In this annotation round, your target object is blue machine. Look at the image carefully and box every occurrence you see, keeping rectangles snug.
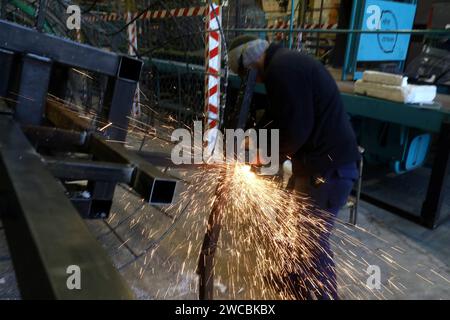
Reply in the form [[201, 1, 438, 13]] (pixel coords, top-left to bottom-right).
[[343, 0, 417, 80]]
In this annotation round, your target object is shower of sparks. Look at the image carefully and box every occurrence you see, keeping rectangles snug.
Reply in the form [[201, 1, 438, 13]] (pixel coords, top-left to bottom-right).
[[166, 162, 338, 300], [156, 159, 450, 300]]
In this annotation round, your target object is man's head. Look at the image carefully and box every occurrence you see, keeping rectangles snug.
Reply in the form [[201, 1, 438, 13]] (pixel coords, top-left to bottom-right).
[[228, 35, 269, 78]]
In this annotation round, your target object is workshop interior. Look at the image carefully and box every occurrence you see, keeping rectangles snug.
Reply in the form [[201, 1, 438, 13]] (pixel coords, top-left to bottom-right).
[[0, 0, 449, 302]]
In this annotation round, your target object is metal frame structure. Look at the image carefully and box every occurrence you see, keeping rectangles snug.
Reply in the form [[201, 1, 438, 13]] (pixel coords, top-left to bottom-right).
[[0, 116, 133, 299], [0, 18, 178, 299]]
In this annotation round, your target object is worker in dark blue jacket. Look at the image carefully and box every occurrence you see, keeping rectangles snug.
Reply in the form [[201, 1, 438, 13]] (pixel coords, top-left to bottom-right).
[[229, 35, 361, 300]]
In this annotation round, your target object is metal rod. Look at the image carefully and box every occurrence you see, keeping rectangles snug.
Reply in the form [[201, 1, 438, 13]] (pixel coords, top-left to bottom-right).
[[35, 0, 47, 32], [288, 0, 296, 49], [1, 0, 7, 19], [352, 155, 364, 226], [235, 0, 241, 37], [221, 28, 450, 35], [342, 0, 359, 80]]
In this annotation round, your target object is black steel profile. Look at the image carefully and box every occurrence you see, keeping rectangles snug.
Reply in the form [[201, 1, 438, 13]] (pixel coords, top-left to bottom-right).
[[103, 77, 138, 142], [0, 115, 134, 299], [89, 135, 177, 205], [44, 158, 134, 183], [0, 48, 14, 97], [21, 125, 88, 151], [13, 53, 53, 125], [103, 56, 143, 142], [0, 20, 120, 76]]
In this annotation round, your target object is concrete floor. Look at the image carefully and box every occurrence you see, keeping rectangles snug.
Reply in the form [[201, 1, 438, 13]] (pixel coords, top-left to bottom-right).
[[1, 137, 449, 300]]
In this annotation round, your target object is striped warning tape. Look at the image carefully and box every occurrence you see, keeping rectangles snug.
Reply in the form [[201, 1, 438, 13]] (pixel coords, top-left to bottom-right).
[[85, 6, 207, 23], [127, 11, 141, 117], [263, 22, 338, 41], [266, 22, 338, 30], [127, 12, 138, 56], [204, 3, 221, 154]]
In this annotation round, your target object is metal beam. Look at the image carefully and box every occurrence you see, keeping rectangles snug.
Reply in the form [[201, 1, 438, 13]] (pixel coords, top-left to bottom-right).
[[0, 19, 120, 76], [45, 99, 92, 131], [103, 77, 137, 142], [0, 115, 133, 299], [103, 56, 143, 141], [0, 48, 14, 97], [35, 0, 47, 31], [89, 135, 177, 205], [13, 53, 52, 125], [21, 125, 87, 151], [44, 158, 134, 183]]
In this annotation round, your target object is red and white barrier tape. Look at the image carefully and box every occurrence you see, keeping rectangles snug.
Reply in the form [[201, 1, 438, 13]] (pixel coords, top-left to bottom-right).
[[266, 22, 338, 30], [86, 6, 206, 23], [264, 22, 338, 41], [204, 3, 221, 155], [127, 11, 141, 118]]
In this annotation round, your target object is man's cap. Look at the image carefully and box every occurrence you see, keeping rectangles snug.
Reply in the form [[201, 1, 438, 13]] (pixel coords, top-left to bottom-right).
[[228, 35, 269, 75]]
